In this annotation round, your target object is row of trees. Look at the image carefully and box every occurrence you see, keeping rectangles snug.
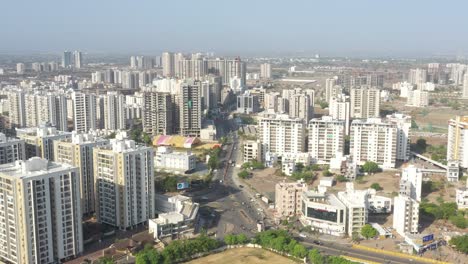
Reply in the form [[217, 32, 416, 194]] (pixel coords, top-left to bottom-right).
[[135, 235, 220, 264], [420, 201, 467, 229], [252, 230, 357, 263], [224, 234, 249, 245]]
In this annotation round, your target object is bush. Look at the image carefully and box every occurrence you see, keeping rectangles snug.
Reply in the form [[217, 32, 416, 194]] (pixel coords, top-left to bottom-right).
[[370, 183, 383, 191], [336, 175, 348, 182], [449, 235, 468, 254], [238, 170, 249, 179]]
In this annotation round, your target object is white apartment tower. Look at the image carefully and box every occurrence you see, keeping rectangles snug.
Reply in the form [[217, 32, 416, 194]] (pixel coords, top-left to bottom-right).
[[386, 113, 411, 161], [289, 93, 313, 123], [406, 89, 429, 107], [463, 73, 468, 99], [447, 116, 468, 168], [72, 92, 97, 133], [393, 195, 419, 236], [400, 165, 423, 202], [350, 87, 380, 118], [260, 63, 272, 79], [258, 114, 306, 156], [0, 158, 83, 264], [93, 132, 155, 229], [329, 94, 351, 135], [7, 90, 26, 128], [350, 118, 397, 168], [54, 132, 109, 215], [74, 50, 83, 68], [308, 116, 345, 164], [162, 52, 175, 77], [103, 92, 126, 130]]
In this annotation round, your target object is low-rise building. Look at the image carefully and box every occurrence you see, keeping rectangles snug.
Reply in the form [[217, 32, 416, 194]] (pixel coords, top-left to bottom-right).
[[446, 160, 460, 182], [155, 146, 196, 173], [337, 183, 367, 236], [150, 194, 199, 239], [275, 180, 308, 218], [300, 191, 347, 237], [243, 140, 262, 163]]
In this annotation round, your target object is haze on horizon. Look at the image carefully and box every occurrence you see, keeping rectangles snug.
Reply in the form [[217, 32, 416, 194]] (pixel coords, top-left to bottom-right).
[[1, 0, 468, 57]]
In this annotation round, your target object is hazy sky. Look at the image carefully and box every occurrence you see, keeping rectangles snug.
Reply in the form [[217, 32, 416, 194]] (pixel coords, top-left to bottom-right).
[[1, 0, 468, 57]]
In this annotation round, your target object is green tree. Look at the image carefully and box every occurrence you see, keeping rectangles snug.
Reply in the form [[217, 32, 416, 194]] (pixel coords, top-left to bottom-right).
[[142, 133, 152, 145], [351, 231, 360, 242], [411, 119, 419, 129], [360, 224, 377, 239], [308, 249, 325, 264], [208, 155, 219, 170], [449, 214, 467, 229], [311, 164, 321, 171], [362, 161, 379, 174], [370, 183, 383, 191], [237, 234, 248, 244], [238, 170, 249, 179], [323, 169, 333, 177], [224, 234, 237, 245], [449, 235, 468, 253], [319, 100, 329, 109], [95, 256, 115, 264], [292, 244, 307, 258], [162, 177, 178, 192]]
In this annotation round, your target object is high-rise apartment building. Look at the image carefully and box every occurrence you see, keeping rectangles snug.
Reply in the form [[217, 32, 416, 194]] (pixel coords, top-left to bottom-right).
[[463, 73, 468, 98], [16, 125, 72, 160], [406, 89, 429, 107], [74, 50, 83, 68], [23, 93, 68, 131], [400, 165, 423, 202], [16, 63, 25, 74], [350, 86, 380, 119], [0, 133, 25, 164], [386, 113, 411, 161], [142, 91, 173, 135], [0, 157, 83, 264], [289, 93, 313, 123], [308, 116, 345, 164], [408, 68, 427, 89], [54, 132, 109, 215], [260, 63, 272, 79], [326, 84, 343, 103], [7, 90, 26, 128], [72, 92, 97, 133], [258, 114, 306, 156], [237, 91, 259, 114], [329, 94, 351, 135], [350, 118, 397, 168], [179, 79, 202, 137], [93, 132, 155, 229], [447, 116, 468, 168], [103, 92, 125, 130], [62, 51, 73, 68], [393, 195, 419, 236]]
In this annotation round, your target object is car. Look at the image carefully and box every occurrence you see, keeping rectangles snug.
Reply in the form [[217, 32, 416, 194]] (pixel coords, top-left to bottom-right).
[[313, 240, 323, 245], [239, 185, 243, 188], [299, 233, 307, 238]]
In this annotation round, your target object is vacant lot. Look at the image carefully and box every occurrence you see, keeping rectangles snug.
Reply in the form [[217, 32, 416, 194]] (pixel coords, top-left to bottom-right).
[[244, 167, 291, 200], [186, 248, 298, 264]]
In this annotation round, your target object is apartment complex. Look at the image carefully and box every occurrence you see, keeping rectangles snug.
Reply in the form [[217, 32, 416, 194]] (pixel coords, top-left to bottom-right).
[[406, 89, 429, 107], [155, 146, 196, 173], [393, 195, 420, 236], [93, 132, 155, 229], [308, 116, 345, 164], [0, 158, 83, 264], [350, 118, 397, 168], [16, 125, 72, 160], [260, 63, 272, 79], [103, 92, 125, 130], [258, 114, 306, 156], [447, 116, 468, 168], [350, 86, 380, 118], [237, 91, 259, 114], [0, 133, 25, 164], [329, 94, 350, 135], [53, 132, 109, 215], [275, 180, 308, 217]]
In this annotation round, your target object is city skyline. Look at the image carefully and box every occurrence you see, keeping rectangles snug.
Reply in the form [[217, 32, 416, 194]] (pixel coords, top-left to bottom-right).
[[1, 0, 468, 57]]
